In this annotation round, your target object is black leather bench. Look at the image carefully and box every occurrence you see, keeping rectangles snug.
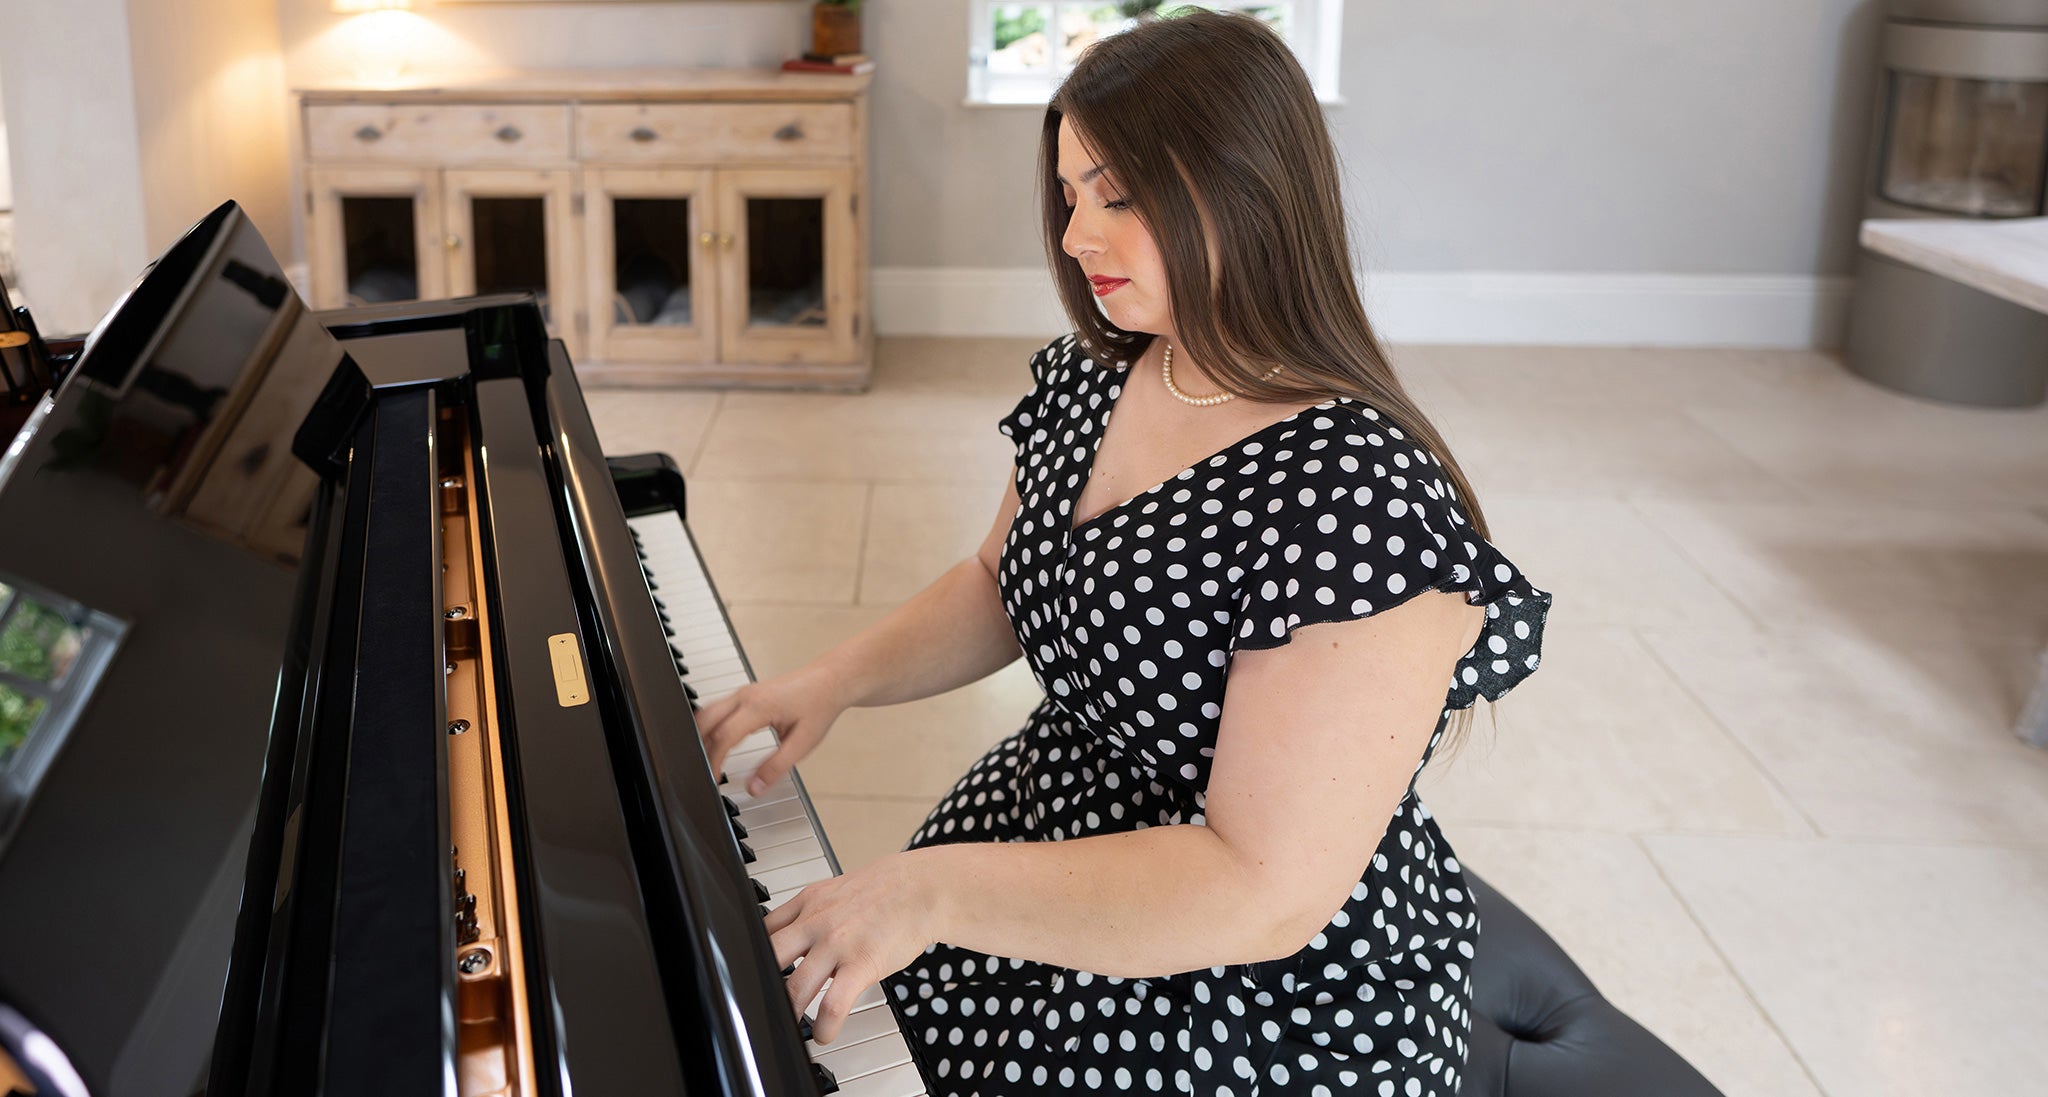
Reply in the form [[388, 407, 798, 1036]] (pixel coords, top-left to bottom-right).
[[1463, 869, 1726, 1096]]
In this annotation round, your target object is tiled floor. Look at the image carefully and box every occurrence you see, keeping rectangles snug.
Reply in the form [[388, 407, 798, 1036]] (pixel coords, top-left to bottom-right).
[[586, 336, 2048, 1097]]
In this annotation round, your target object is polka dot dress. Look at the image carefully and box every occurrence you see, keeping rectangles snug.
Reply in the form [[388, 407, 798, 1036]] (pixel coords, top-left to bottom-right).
[[884, 333, 1552, 1096]]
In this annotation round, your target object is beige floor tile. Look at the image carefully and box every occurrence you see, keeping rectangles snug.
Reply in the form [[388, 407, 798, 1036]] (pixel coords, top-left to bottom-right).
[[724, 603, 1043, 802], [1416, 624, 1811, 836], [811, 795, 941, 871], [685, 480, 869, 604], [1639, 624, 2048, 845], [727, 602, 896, 679], [860, 482, 1010, 604], [584, 389, 722, 474], [1632, 498, 2048, 643], [1475, 495, 1758, 633], [805, 677, 1039, 802], [1644, 834, 2048, 1097], [1439, 825, 1823, 1097], [1400, 344, 1856, 414], [1678, 373, 2048, 509], [1445, 402, 1806, 502], [692, 390, 1020, 483]]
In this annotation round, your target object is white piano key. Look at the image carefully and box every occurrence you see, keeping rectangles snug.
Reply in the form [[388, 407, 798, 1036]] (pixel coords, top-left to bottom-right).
[[812, 1033, 914, 1082], [748, 835, 825, 873], [735, 795, 807, 825], [753, 856, 831, 895], [632, 512, 927, 1092], [745, 816, 821, 850], [833, 1060, 927, 1097]]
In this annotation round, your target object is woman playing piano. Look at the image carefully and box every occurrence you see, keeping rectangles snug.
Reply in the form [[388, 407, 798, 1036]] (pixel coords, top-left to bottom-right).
[[694, 10, 1551, 1095]]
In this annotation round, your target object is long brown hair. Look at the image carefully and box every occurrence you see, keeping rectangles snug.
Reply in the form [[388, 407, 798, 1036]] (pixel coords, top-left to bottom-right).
[[1040, 9, 1499, 756]]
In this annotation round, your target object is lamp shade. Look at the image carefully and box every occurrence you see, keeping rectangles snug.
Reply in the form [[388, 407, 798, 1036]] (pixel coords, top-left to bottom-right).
[[332, 0, 411, 13]]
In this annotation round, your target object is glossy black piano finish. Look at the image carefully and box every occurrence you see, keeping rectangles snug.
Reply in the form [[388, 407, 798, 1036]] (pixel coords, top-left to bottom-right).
[[0, 202, 827, 1096]]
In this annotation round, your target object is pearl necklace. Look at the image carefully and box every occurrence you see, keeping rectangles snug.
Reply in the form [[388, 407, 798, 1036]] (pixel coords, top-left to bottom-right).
[[1161, 340, 1282, 407]]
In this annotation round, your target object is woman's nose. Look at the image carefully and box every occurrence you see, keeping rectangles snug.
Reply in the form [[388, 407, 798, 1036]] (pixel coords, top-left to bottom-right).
[[1063, 212, 1101, 260]]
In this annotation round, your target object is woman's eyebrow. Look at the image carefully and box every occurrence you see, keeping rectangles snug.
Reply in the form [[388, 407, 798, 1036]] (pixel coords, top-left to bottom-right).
[[1057, 165, 1110, 185]]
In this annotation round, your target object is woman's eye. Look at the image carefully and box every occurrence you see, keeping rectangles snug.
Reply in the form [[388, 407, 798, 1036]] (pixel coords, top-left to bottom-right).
[[1105, 199, 1130, 211]]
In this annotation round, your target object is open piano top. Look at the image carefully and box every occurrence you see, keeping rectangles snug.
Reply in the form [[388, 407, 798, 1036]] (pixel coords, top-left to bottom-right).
[[0, 202, 933, 1096]]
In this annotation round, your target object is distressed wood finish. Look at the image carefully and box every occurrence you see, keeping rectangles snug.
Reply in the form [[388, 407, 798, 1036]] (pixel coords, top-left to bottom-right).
[[294, 69, 872, 390]]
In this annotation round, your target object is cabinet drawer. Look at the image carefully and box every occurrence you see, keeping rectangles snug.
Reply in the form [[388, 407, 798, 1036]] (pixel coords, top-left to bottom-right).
[[306, 103, 573, 164], [578, 102, 854, 164]]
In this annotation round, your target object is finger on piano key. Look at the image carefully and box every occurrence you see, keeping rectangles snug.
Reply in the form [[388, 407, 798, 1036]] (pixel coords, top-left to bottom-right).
[[735, 726, 778, 753], [803, 999, 898, 1053], [720, 744, 775, 777], [829, 1060, 927, 1097]]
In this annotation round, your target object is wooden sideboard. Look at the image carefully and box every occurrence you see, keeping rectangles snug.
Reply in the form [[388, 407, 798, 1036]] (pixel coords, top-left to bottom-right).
[[292, 69, 874, 389]]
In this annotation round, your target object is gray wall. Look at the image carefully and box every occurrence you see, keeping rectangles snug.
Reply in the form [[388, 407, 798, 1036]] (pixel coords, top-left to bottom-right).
[[863, 1, 1887, 278], [8, 0, 1887, 335], [276, 0, 1887, 279]]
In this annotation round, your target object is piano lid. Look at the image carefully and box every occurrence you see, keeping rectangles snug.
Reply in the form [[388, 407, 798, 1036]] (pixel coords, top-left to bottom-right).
[[0, 201, 345, 1095]]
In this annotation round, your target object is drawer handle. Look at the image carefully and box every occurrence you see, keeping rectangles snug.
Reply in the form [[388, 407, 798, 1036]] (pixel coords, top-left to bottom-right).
[[495, 125, 523, 143], [630, 126, 658, 143], [354, 125, 383, 143], [773, 122, 804, 142], [699, 231, 717, 246]]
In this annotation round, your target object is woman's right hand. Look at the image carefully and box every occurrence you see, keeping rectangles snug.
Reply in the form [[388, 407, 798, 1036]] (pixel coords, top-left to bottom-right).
[[693, 663, 851, 797]]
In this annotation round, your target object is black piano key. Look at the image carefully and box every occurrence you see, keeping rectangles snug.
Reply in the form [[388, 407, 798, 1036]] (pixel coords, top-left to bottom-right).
[[663, 623, 675, 637], [781, 963, 795, 978], [730, 819, 748, 840], [647, 578, 659, 590], [812, 1062, 839, 1094], [752, 878, 771, 903], [718, 771, 728, 786], [797, 1014, 814, 1041], [682, 683, 698, 701], [723, 796, 740, 818], [738, 840, 756, 864], [652, 596, 667, 611], [668, 642, 684, 659]]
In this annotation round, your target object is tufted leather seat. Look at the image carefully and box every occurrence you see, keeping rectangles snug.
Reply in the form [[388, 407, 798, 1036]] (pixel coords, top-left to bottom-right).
[[1461, 869, 1726, 1097]]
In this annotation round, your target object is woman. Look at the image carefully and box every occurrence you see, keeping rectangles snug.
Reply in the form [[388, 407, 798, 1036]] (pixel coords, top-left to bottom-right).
[[693, 11, 1552, 1095]]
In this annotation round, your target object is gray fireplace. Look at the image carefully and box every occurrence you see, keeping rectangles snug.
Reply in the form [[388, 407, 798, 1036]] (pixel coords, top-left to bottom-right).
[[1845, 0, 2048, 406]]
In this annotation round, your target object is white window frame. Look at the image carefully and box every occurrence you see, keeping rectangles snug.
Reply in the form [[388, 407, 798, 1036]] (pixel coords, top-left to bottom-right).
[[966, 0, 1344, 108]]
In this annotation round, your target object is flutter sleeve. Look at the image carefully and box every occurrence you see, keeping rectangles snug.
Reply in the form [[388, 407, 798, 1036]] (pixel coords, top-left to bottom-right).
[[996, 334, 1071, 458], [1226, 408, 1552, 708]]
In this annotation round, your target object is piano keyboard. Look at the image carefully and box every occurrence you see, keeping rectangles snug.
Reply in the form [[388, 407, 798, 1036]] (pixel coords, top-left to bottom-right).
[[627, 512, 930, 1097]]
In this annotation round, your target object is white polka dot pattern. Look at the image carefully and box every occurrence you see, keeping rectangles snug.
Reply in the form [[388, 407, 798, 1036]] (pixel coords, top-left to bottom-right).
[[884, 334, 1554, 1096]]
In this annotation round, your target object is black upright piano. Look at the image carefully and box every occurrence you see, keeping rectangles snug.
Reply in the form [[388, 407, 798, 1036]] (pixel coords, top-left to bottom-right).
[[0, 202, 934, 1096]]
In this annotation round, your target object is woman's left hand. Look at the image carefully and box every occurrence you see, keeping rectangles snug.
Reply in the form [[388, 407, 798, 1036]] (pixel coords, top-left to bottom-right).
[[766, 848, 945, 1045]]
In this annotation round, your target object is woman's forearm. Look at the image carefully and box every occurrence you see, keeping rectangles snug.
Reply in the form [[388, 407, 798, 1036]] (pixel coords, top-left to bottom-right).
[[810, 556, 1023, 711], [909, 826, 1322, 980]]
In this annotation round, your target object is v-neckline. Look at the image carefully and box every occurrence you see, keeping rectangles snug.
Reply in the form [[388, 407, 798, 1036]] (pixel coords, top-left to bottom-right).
[[1065, 363, 1342, 539]]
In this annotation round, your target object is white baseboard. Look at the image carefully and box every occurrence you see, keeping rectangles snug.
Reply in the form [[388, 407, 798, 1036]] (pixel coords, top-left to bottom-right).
[[872, 267, 1853, 349]]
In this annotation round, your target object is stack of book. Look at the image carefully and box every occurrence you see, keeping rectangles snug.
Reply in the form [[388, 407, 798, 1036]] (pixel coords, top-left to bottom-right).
[[782, 52, 875, 75]]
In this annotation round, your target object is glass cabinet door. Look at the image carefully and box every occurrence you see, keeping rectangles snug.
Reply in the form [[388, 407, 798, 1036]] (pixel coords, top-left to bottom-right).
[[305, 167, 447, 309], [443, 169, 583, 359], [582, 168, 717, 367], [715, 168, 859, 367]]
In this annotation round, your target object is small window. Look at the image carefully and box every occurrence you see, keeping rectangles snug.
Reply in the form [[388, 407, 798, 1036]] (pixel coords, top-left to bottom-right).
[[967, 1, 1342, 107], [0, 577, 126, 855]]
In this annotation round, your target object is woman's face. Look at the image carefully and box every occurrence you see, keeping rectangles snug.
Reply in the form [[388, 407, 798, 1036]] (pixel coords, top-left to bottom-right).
[[1058, 117, 1175, 342]]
